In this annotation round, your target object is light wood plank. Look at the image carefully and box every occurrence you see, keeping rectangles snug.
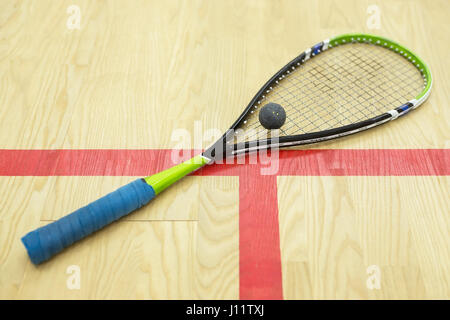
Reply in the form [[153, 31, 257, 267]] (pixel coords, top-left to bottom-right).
[[0, 0, 448, 149], [278, 176, 449, 299], [0, 176, 239, 299]]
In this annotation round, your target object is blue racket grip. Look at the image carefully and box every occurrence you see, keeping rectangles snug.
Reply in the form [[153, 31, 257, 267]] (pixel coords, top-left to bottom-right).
[[21, 179, 155, 265]]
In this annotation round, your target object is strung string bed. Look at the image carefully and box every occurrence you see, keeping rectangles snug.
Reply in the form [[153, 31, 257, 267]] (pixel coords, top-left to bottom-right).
[[235, 42, 425, 143]]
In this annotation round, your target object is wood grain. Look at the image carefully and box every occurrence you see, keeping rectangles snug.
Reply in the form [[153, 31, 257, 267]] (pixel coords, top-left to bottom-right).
[[0, 0, 448, 150], [0, 0, 448, 299], [0, 176, 239, 299], [278, 176, 449, 299]]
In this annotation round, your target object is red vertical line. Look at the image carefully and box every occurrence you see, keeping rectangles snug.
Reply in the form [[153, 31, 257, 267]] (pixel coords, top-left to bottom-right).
[[239, 168, 283, 300]]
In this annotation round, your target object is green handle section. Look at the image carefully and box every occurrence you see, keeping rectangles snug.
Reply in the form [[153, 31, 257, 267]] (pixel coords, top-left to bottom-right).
[[144, 155, 209, 194]]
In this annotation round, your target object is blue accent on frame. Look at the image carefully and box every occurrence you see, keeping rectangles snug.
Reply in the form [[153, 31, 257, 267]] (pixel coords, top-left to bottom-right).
[[313, 43, 322, 55], [399, 104, 410, 111]]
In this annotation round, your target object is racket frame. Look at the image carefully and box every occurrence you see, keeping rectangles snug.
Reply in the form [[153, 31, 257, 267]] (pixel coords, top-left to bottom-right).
[[202, 33, 432, 161]]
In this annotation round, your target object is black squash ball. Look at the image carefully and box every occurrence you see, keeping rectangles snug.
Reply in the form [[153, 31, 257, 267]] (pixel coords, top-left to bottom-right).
[[259, 103, 286, 129]]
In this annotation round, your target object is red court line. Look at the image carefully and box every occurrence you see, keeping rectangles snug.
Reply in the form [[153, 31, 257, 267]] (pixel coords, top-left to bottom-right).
[[1, 148, 448, 300], [0, 149, 448, 176], [239, 172, 283, 300]]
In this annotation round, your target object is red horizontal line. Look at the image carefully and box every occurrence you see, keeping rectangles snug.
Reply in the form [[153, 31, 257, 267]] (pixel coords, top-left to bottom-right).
[[0, 149, 448, 176], [3, 148, 447, 301]]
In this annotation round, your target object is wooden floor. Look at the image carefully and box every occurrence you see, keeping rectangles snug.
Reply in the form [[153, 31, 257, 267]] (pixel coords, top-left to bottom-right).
[[0, 0, 448, 299]]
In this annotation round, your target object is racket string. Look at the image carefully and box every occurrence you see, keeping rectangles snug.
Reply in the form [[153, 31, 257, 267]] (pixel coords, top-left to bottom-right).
[[234, 43, 424, 143]]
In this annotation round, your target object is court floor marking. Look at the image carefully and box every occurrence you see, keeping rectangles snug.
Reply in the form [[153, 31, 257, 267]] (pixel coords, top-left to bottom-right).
[[0, 148, 448, 299]]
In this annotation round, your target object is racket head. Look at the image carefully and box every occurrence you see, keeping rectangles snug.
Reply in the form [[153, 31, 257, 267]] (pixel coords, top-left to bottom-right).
[[203, 33, 432, 161]]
